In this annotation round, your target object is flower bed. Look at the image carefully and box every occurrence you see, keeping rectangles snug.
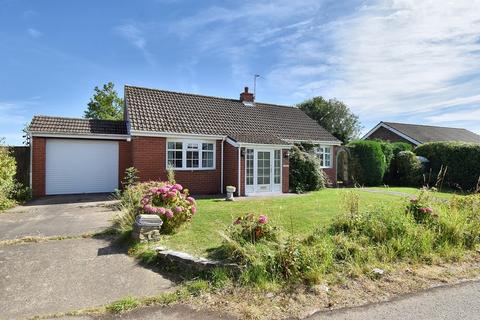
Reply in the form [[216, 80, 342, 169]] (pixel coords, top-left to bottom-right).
[[139, 183, 197, 234]]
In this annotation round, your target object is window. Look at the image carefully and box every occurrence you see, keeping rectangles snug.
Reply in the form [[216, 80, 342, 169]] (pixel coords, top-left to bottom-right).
[[315, 146, 332, 168], [246, 149, 254, 186], [167, 140, 215, 170], [167, 142, 183, 168], [186, 143, 199, 168], [202, 143, 214, 168], [274, 150, 281, 184], [257, 151, 271, 185]]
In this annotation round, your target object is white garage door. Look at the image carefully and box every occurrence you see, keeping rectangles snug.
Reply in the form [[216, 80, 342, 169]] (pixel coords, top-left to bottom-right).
[[46, 139, 119, 195]]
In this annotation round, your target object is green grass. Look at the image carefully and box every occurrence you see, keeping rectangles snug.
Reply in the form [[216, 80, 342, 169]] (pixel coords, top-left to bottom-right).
[[155, 188, 409, 256], [363, 186, 468, 200]]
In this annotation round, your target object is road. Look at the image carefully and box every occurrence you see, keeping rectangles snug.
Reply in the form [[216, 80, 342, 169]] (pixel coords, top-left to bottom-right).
[[311, 280, 480, 320]]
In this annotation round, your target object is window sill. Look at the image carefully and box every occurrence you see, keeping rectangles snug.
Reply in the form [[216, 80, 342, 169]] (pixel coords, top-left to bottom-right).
[[169, 168, 216, 171]]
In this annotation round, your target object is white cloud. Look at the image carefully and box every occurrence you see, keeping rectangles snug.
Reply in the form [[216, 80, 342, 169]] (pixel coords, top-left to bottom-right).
[[427, 107, 480, 123], [115, 24, 146, 50], [114, 23, 155, 65], [162, 0, 480, 132], [27, 28, 43, 38]]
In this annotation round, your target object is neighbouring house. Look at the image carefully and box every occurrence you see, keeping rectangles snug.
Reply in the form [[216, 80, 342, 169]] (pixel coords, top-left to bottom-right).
[[363, 121, 480, 147], [28, 86, 341, 197]]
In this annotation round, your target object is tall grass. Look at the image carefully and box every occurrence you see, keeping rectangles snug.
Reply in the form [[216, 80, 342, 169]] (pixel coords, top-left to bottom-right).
[[215, 190, 480, 287]]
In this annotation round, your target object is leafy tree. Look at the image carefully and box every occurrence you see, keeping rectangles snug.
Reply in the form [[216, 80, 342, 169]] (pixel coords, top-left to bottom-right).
[[84, 82, 124, 120], [22, 122, 30, 146], [298, 97, 362, 144]]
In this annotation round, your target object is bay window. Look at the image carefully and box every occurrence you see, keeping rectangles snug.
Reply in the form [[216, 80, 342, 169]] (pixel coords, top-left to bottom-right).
[[315, 146, 332, 168], [167, 140, 215, 170]]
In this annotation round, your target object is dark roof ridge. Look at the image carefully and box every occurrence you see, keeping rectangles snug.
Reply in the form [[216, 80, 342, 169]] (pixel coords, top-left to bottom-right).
[[32, 115, 126, 123], [383, 121, 468, 131], [125, 84, 294, 109]]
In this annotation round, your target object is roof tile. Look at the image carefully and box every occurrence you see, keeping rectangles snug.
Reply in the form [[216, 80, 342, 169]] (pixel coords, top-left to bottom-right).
[[125, 85, 340, 145]]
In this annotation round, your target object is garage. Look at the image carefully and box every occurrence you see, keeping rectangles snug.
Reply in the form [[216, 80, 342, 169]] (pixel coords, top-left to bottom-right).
[[45, 139, 119, 195]]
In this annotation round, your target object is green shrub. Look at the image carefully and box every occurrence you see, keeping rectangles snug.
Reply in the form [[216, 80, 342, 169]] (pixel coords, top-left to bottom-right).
[[289, 146, 327, 193], [415, 142, 480, 191], [0, 142, 17, 211], [390, 151, 423, 186], [114, 181, 197, 234], [392, 142, 413, 155], [121, 167, 139, 189], [347, 140, 386, 186], [230, 213, 277, 244]]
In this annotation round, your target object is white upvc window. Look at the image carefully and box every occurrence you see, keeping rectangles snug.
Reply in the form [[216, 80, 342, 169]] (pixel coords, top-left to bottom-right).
[[167, 140, 215, 170], [315, 146, 332, 168]]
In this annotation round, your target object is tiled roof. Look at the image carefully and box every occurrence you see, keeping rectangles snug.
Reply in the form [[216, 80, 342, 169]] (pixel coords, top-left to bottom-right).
[[29, 116, 128, 135], [125, 85, 340, 145], [384, 122, 480, 144]]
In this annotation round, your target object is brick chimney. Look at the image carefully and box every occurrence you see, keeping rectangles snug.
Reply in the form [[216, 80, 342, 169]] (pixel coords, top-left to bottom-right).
[[239, 87, 254, 103]]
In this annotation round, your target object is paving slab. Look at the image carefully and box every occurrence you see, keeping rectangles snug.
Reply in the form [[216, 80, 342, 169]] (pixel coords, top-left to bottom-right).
[[53, 305, 235, 320], [0, 195, 117, 240], [0, 238, 174, 319]]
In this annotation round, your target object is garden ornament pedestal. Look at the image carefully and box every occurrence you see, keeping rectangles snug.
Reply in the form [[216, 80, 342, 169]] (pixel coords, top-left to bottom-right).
[[226, 185, 236, 201], [132, 214, 163, 243]]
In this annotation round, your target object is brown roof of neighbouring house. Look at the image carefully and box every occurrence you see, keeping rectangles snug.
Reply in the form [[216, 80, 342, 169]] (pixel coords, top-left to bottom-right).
[[125, 85, 340, 145], [382, 121, 480, 144], [29, 116, 128, 135]]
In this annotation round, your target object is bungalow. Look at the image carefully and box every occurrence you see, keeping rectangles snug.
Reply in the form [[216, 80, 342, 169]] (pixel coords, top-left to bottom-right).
[[363, 121, 480, 147], [28, 86, 341, 197]]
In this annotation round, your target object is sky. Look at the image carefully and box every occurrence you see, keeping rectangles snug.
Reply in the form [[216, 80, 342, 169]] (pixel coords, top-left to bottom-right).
[[1, 0, 479, 145]]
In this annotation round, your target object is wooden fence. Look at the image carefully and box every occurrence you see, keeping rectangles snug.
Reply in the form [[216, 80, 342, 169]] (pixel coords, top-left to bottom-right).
[[9, 146, 30, 186]]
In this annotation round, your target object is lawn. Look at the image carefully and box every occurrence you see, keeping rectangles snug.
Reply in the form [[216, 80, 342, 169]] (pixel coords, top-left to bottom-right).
[[155, 187, 444, 256], [362, 186, 468, 200]]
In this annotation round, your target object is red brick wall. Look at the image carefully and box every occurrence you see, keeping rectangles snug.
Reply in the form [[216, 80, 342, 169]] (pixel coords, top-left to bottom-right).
[[366, 126, 415, 146], [118, 140, 132, 188], [131, 137, 222, 195], [31, 137, 46, 197], [223, 142, 239, 195], [323, 145, 338, 186], [282, 149, 290, 193]]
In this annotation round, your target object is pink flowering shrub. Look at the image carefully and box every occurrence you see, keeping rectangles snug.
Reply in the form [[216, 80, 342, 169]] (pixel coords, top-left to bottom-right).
[[230, 213, 277, 244], [139, 182, 197, 234], [406, 188, 438, 223]]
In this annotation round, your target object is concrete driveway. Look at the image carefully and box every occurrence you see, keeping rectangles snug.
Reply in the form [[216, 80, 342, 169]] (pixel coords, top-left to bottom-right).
[[0, 194, 117, 240], [0, 195, 175, 319]]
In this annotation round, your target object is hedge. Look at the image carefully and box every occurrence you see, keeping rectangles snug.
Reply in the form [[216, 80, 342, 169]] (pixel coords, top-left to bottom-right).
[[347, 140, 386, 186], [289, 146, 327, 193], [391, 151, 423, 186], [415, 142, 480, 191]]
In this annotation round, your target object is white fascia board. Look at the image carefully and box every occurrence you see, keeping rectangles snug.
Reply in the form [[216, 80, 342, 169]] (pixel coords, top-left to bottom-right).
[[226, 137, 292, 149], [29, 132, 130, 140], [362, 122, 421, 146], [238, 142, 293, 149], [131, 130, 226, 140], [226, 137, 240, 147], [283, 139, 342, 146]]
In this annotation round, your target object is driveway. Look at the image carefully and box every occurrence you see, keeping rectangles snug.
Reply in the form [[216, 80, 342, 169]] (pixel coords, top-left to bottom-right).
[[0, 194, 117, 240], [310, 280, 480, 320], [0, 195, 175, 319]]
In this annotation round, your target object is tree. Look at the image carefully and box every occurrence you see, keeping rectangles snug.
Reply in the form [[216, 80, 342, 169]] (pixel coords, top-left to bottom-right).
[[297, 97, 362, 144], [22, 123, 30, 146], [84, 82, 124, 120]]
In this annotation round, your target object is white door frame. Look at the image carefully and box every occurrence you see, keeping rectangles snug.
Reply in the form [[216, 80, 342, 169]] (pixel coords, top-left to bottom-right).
[[245, 148, 282, 195]]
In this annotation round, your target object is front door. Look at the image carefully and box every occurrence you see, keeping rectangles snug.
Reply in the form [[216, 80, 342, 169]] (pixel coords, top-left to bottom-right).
[[256, 151, 272, 192], [245, 149, 282, 195]]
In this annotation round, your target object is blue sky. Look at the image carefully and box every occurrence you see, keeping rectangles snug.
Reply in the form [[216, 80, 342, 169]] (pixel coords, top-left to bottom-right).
[[1, 0, 479, 145]]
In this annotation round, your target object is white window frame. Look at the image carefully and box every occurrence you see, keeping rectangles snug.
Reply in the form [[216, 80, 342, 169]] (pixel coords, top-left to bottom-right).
[[166, 139, 216, 170], [315, 145, 333, 168]]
